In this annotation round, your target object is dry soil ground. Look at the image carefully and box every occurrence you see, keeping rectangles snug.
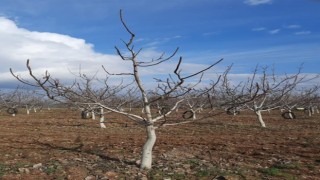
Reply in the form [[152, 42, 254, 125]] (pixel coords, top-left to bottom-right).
[[0, 108, 319, 180]]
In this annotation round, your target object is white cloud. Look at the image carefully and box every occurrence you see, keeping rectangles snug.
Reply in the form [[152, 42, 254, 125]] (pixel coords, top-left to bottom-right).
[[144, 35, 182, 47], [252, 27, 266, 31], [0, 17, 196, 89], [202, 31, 220, 36], [294, 31, 311, 35], [269, 28, 280, 34], [284, 24, 301, 29], [0, 16, 133, 86], [244, 0, 273, 5]]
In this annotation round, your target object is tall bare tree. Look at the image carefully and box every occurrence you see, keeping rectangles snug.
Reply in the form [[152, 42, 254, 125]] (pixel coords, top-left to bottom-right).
[[10, 10, 223, 169]]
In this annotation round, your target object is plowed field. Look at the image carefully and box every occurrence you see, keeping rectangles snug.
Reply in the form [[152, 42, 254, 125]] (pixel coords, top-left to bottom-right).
[[0, 108, 319, 179]]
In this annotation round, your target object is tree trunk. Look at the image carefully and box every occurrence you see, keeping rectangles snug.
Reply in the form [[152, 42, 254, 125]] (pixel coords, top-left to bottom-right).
[[91, 111, 95, 120], [26, 105, 30, 115], [288, 109, 294, 119], [99, 108, 106, 128], [255, 110, 266, 128], [191, 109, 196, 120], [140, 124, 156, 169], [308, 108, 312, 117]]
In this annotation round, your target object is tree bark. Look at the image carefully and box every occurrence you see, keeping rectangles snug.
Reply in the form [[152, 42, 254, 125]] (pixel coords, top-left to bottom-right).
[[191, 109, 196, 120], [288, 109, 294, 119], [99, 107, 106, 128], [140, 124, 156, 169], [91, 111, 95, 120], [255, 110, 266, 128]]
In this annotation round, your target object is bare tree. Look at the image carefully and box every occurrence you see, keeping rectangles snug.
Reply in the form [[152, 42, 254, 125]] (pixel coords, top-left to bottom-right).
[[206, 65, 258, 115], [0, 87, 23, 116], [281, 85, 320, 119], [223, 65, 316, 127], [10, 10, 223, 169]]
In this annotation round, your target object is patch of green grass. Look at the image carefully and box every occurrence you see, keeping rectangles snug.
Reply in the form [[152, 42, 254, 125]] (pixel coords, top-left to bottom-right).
[[43, 160, 61, 175], [195, 166, 228, 178], [185, 159, 199, 165], [10, 162, 33, 172], [307, 164, 316, 170], [258, 167, 297, 179], [147, 169, 164, 180], [273, 162, 301, 170], [43, 165, 57, 174], [171, 172, 186, 180], [185, 159, 200, 169], [259, 167, 282, 176], [195, 169, 212, 177], [282, 173, 298, 180], [0, 163, 7, 177]]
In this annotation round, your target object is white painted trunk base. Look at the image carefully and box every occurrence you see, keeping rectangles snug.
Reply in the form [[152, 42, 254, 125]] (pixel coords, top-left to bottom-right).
[[140, 125, 156, 169], [255, 111, 266, 128]]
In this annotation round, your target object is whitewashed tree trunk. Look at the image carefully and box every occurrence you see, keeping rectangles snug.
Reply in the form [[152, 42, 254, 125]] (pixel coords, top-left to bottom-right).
[[26, 105, 30, 115], [139, 101, 157, 169], [25, 105, 31, 115], [140, 124, 156, 169], [255, 110, 266, 128], [288, 109, 294, 119], [308, 108, 312, 117], [99, 107, 106, 128], [91, 111, 96, 120], [233, 111, 237, 116], [191, 109, 196, 120], [311, 106, 315, 115]]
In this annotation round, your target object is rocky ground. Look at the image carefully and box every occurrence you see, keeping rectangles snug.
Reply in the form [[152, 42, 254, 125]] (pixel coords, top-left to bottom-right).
[[0, 108, 319, 179]]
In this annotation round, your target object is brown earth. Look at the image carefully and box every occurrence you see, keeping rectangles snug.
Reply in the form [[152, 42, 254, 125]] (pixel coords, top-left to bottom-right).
[[0, 108, 319, 179]]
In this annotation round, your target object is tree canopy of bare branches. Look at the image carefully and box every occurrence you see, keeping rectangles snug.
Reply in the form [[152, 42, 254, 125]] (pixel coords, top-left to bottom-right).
[[10, 10, 224, 170]]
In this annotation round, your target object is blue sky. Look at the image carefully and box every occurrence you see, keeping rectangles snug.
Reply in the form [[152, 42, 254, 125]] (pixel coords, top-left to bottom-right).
[[0, 0, 319, 88]]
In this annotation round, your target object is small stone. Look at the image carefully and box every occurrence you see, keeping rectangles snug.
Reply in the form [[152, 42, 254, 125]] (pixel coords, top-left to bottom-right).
[[18, 168, 30, 174], [104, 171, 118, 178], [141, 177, 148, 180], [85, 175, 96, 180], [33, 163, 43, 169], [182, 164, 191, 169], [58, 158, 69, 164], [74, 158, 83, 161]]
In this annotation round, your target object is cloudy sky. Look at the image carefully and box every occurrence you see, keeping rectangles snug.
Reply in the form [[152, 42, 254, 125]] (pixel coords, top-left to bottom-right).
[[0, 0, 319, 88]]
